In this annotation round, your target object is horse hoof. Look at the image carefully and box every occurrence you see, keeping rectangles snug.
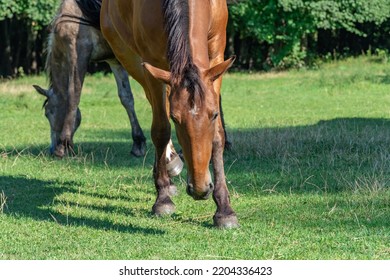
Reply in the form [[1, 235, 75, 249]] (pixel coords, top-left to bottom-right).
[[213, 214, 239, 229], [167, 154, 183, 177], [54, 144, 65, 158], [152, 202, 176, 216], [131, 141, 146, 157]]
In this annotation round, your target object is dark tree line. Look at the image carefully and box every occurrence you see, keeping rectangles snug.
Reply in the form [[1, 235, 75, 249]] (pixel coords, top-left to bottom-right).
[[226, 0, 390, 70], [1, 0, 390, 78], [1, 0, 57, 77]]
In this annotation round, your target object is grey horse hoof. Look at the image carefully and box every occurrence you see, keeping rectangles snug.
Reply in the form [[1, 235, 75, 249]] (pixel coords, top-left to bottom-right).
[[54, 144, 65, 158], [167, 154, 184, 177], [213, 214, 239, 229], [152, 202, 176, 216], [131, 141, 146, 157]]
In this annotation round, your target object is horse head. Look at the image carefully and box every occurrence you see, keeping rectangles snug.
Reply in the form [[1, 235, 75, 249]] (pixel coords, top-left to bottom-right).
[[144, 57, 235, 200], [33, 85, 81, 157]]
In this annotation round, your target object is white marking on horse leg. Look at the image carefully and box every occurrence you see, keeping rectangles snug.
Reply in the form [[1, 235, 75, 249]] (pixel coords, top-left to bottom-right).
[[165, 140, 173, 162]]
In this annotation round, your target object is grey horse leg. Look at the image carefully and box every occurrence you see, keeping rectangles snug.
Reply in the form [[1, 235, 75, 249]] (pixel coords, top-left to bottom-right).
[[109, 61, 146, 157], [57, 40, 87, 157]]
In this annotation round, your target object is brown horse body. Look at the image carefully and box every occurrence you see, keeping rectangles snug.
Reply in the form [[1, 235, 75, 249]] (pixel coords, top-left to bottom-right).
[[101, 0, 238, 228]]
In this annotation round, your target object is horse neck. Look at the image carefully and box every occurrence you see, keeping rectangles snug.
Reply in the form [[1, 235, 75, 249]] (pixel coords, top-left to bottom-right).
[[188, 0, 211, 70]]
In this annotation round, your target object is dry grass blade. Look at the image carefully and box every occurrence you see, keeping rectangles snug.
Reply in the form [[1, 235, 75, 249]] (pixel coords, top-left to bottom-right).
[[0, 191, 7, 214]]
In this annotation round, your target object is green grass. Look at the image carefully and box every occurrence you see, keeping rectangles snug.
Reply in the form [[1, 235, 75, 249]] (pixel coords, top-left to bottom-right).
[[0, 56, 389, 259]]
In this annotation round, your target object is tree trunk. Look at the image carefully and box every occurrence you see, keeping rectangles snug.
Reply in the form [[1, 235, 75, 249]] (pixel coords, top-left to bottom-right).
[[27, 25, 38, 75], [12, 19, 27, 76], [0, 19, 13, 77]]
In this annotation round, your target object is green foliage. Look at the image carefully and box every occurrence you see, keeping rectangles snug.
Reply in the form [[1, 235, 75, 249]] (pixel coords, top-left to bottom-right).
[[308, 0, 390, 33], [229, 0, 390, 39], [2, 0, 390, 74], [228, 0, 390, 68], [0, 0, 19, 19], [374, 48, 388, 61], [0, 0, 59, 28]]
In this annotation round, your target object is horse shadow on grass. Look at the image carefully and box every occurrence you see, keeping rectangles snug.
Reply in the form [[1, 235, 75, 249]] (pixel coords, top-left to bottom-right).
[[0, 175, 165, 235], [223, 117, 390, 191], [1, 117, 389, 229]]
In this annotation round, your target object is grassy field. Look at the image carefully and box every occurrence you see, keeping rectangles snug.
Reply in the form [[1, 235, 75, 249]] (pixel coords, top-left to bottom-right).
[[0, 56, 389, 259]]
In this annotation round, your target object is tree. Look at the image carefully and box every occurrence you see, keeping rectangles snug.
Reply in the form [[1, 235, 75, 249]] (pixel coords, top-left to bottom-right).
[[2, 0, 390, 76], [227, 0, 390, 70], [0, 0, 58, 77]]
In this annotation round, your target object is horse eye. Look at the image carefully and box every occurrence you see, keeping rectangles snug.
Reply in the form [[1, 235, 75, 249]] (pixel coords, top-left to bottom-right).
[[211, 112, 219, 121]]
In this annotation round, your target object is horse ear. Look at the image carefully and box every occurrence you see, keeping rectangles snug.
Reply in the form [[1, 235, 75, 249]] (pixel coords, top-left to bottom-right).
[[33, 85, 50, 98], [206, 56, 236, 82], [142, 62, 171, 84]]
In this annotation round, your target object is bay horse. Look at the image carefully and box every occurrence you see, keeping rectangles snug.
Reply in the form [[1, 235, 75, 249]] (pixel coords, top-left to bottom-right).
[[33, 0, 152, 160], [101, 0, 238, 228]]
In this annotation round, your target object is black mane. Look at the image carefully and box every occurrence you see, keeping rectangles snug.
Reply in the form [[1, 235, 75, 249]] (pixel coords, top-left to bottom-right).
[[161, 0, 204, 97], [75, 0, 102, 29]]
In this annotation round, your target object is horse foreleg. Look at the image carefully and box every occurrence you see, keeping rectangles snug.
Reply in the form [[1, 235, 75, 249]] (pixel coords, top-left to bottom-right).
[[109, 62, 146, 157], [165, 139, 183, 178], [57, 43, 87, 157], [211, 119, 239, 228], [151, 121, 177, 215], [146, 81, 178, 215], [58, 82, 81, 157]]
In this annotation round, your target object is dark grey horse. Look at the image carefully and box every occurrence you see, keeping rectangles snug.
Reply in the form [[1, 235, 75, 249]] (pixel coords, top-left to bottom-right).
[[34, 0, 147, 158]]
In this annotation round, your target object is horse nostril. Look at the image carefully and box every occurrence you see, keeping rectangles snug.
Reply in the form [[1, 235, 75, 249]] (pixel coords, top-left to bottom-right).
[[204, 182, 214, 200], [209, 182, 214, 192], [186, 183, 194, 196]]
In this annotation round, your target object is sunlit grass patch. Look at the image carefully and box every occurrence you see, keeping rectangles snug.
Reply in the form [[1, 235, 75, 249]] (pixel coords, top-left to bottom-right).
[[0, 56, 389, 259]]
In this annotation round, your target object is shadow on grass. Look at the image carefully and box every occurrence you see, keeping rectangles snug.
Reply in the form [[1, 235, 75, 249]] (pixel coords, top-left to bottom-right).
[[2, 117, 390, 192], [223, 117, 390, 192], [0, 175, 165, 235], [1, 117, 389, 229]]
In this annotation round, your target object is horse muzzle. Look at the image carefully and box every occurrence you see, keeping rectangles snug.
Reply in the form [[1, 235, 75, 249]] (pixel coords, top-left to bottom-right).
[[186, 181, 214, 200], [49, 131, 61, 156]]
